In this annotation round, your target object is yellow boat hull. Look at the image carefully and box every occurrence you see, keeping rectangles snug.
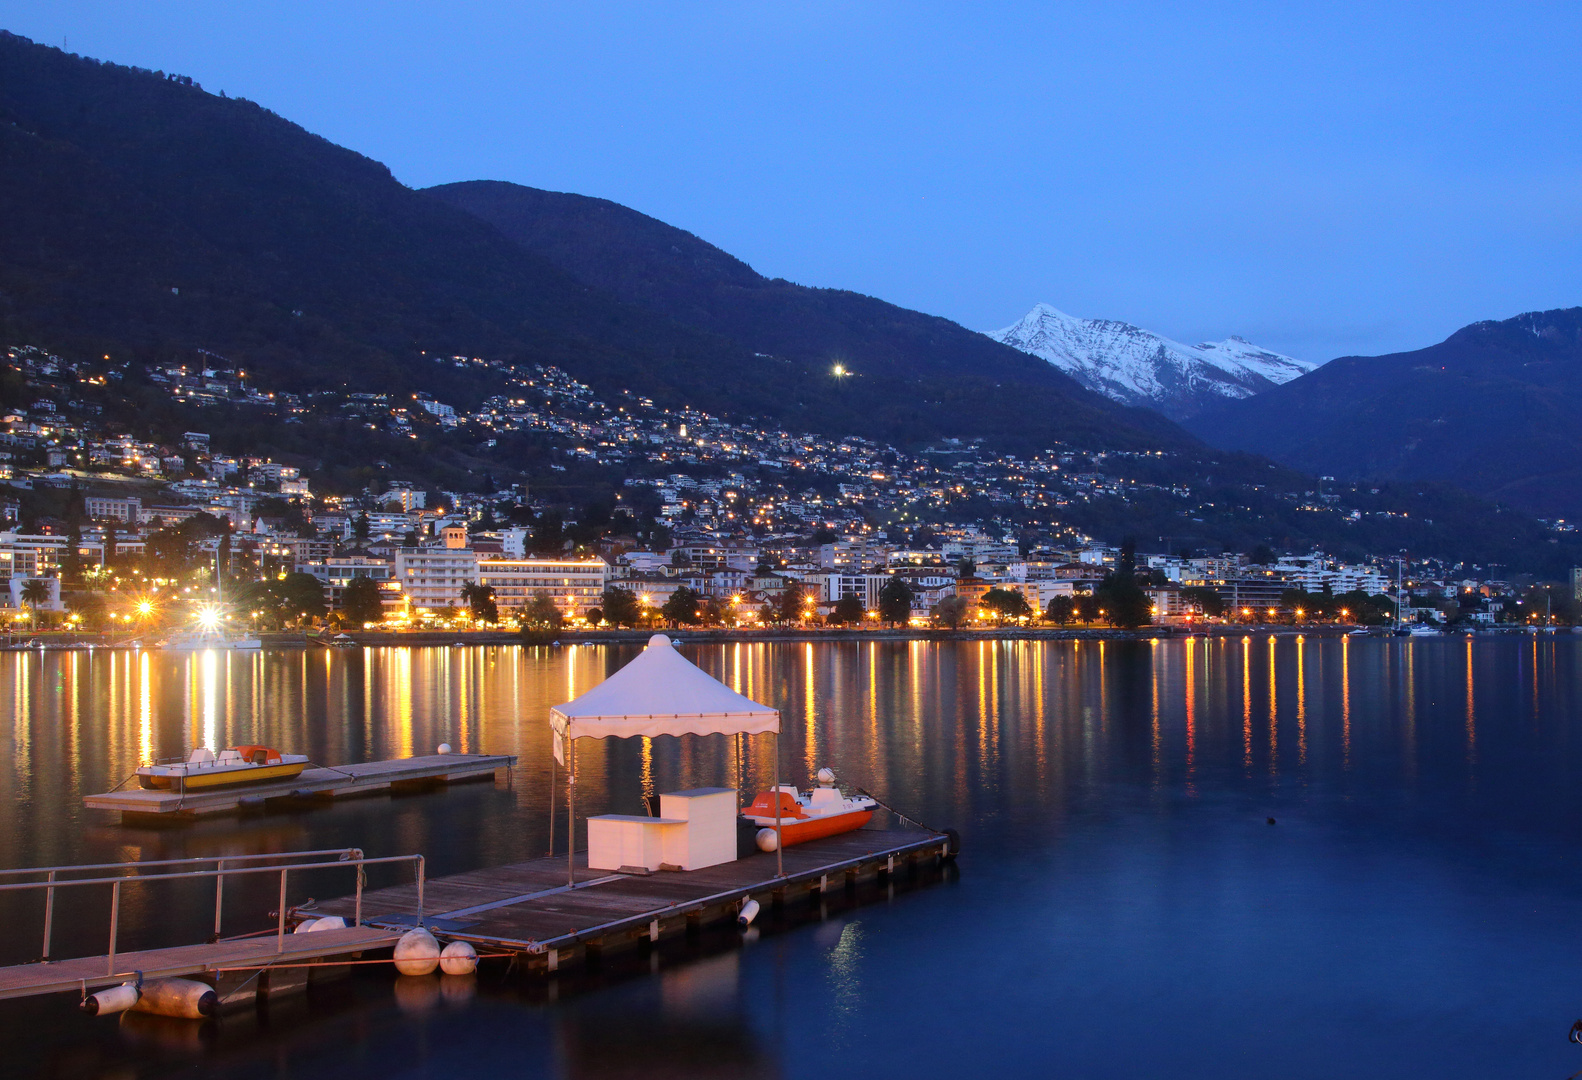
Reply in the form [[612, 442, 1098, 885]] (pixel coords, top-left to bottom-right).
[[138, 762, 308, 790]]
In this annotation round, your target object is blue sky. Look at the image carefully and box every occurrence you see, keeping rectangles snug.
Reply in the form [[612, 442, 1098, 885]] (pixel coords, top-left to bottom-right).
[[4, 2, 1579, 363]]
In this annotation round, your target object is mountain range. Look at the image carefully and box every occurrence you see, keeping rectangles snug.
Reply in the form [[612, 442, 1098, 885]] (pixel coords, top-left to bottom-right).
[[0, 30, 1183, 458], [4, 30, 1580, 566], [1185, 307, 1582, 520], [987, 304, 1316, 420]]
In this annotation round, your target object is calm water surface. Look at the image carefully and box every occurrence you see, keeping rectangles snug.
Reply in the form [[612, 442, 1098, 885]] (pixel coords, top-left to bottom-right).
[[4, 636, 1582, 1078]]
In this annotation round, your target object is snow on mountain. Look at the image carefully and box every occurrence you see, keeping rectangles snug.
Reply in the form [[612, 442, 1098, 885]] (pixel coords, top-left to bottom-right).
[[987, 303, 1318, 420]]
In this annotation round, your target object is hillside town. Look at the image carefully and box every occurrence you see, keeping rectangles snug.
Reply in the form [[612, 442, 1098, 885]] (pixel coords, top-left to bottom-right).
[[0, 343, 1575, 635]]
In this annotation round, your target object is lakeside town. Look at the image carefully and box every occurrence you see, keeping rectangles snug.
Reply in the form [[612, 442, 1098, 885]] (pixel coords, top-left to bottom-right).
[[1, 343, 1577, 639]]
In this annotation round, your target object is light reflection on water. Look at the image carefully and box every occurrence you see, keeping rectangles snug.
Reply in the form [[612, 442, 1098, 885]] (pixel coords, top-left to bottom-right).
[[3, 637, 1582, 1076]]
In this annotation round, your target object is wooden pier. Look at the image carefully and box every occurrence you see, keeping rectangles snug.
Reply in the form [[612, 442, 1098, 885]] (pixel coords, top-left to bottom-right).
[[82, 753, 515, 819], [300, 825, 954, 974], [0, 826, 953, 1008], [0, 926, 401, 1002]]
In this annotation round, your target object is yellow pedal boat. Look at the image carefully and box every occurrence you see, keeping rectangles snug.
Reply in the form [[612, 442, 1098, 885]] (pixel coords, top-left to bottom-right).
[[137, 746, 309, 790]]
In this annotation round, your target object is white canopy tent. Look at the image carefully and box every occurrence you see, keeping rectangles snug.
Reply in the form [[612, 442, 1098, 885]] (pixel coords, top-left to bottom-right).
[[549, 634, 785, 881]]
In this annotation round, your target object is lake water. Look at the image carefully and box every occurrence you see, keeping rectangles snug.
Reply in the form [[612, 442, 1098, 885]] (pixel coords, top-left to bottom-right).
[[4, 635, 1582, 1077]]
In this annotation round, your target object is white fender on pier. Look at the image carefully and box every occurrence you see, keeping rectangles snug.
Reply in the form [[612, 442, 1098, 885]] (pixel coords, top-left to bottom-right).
[[130, 977, 217, 1019], [81, 983, 140, 1016], [394, 927, 441, 975], [737, 899, 760, 928], [755, 828, 779, 852], [439, 940, 478, 975]]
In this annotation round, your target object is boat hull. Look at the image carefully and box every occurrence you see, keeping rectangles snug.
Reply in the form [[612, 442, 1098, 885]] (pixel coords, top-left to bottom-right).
[[137, 762, 307, 790], [743, 809, 874, 847]]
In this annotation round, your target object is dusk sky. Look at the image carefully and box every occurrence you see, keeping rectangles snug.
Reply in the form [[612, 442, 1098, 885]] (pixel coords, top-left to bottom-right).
[[6, 1, 1579, 364]]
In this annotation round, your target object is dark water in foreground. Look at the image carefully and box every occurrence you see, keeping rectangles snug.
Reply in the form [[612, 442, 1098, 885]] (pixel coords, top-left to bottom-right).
[[4, 636, 1582, 1078]]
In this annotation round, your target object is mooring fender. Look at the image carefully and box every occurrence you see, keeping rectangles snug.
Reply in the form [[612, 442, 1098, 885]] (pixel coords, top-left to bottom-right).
[[942, 828, 961, 859], [130, 977, 217, 1019]]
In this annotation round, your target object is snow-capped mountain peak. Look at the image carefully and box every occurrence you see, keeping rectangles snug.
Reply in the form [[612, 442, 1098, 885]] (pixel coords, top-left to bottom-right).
[[987, 305, 1317, 420]]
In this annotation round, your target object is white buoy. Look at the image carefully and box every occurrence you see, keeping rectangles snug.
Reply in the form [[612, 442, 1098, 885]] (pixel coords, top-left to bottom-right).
[[755, 828, 779, 853], [437, 743, 453, 755], [816, 767, 836, 785], [737, 899, 760, 928], [130, 977, 218, 1019], [393, 927, 441, 975], [81, 983, 140, 1016], [306, 915, 346, 931], [293, 917, 323, 933], [439, 939, 477, 975]]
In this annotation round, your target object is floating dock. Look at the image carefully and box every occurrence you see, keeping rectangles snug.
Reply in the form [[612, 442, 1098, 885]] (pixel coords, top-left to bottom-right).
[[0, 825, 951, 1008], [300, 825, 953, 974], [82, 753, 515, 819]]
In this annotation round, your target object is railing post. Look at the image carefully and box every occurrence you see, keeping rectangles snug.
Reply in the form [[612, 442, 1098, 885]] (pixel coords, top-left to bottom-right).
[[213, 859, 225, 939], [42, 869, 56, 961], [415, 856, 425, 928], [355, 864, 364, 928], [276, 868, 288, 952], [107, 880, 120, 976]]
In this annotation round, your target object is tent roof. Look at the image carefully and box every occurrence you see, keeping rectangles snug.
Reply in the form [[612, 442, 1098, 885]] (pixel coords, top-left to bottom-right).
[[550, 635, 780, 740]]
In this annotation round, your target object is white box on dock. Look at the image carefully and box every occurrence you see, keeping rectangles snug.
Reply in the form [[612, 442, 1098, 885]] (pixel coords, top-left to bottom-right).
[[587, 815, 680, 873], [658, 787, 737, 870]]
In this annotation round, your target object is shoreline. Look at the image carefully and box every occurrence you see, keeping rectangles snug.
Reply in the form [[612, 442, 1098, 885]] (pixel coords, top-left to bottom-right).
[[271, 624, 1392, 647]]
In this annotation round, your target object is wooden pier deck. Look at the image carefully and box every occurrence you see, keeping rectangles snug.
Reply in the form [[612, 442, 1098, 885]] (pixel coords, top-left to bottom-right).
[[301, 825, 953, 973], [0, 925, 401, 1002], [82, 753, 515, 819]]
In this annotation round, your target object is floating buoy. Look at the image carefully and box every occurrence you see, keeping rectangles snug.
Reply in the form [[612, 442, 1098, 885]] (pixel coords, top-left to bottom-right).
[[393, 927, 440, 975], [82, 982, 140, 1015], [1267, 817, 1277, 826], [307, 915, 346, 931], [439, 940, 477, 975], [437, 743, 453, 755], [293, 917, 322, 934], [130, 978, 217, 1019], [737, 899, 760, 928], [755, 828, 779, 853]]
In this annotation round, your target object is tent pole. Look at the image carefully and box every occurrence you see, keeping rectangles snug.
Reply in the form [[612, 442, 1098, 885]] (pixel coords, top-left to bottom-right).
[[774, 729, 783, 878], [567, 737, 576, 887]]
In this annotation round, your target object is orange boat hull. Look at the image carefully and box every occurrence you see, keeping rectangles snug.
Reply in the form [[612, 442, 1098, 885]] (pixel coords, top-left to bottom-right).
[[747, 809, 873, 847]]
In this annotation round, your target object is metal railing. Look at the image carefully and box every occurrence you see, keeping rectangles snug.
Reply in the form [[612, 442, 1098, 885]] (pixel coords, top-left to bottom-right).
[[0, 848, 425, 973]]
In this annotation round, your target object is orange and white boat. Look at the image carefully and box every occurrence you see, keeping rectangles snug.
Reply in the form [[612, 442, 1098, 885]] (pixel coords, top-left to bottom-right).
[[137, 746, 308, 790], [742, 769, 877, 851]]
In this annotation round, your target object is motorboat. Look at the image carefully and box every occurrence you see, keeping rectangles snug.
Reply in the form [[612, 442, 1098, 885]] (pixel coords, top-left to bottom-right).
[[742, 768, 877, 851], [328, 633, 357, 648], [1407, 624, 1441, 637], [1347, 628, 1371, 637], [137, 746, 308, 790]]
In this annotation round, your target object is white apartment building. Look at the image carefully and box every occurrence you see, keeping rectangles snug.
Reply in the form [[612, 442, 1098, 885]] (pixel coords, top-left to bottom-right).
[[477, 557, 607, 616], [84, 496, 142, 522], [296, 556, 399, 609], [395, 548, 478, 611]]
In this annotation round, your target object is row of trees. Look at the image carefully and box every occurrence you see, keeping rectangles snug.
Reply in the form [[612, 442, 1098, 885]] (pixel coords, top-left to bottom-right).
[[588, 578, 919, 629]]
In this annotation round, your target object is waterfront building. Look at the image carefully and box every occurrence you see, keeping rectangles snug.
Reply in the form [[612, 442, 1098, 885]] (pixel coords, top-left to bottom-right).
[[394, 547, 478, 611], [477, 557, 607, 617]]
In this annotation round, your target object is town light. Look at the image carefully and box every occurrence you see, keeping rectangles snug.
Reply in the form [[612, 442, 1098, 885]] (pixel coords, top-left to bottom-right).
[[136, 600, 154, 616]]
